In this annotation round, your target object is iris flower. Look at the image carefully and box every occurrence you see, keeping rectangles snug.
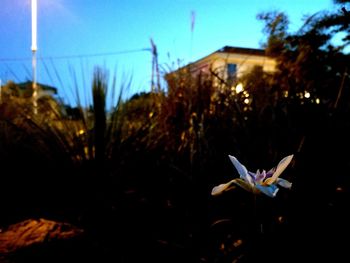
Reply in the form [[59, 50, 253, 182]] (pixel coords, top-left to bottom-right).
[[212, 154, 294, 197]]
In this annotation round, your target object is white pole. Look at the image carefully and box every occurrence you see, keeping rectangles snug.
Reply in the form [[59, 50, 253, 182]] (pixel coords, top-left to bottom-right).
[[31, 0, 37, 52], [32, 0, 38, 114]]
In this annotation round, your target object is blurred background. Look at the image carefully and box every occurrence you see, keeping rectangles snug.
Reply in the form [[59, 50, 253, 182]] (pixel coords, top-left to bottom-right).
[[0, 1, 349, 262]]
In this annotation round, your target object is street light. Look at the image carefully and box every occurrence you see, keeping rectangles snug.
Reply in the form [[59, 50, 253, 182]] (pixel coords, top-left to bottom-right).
[[32, 0, 38, 114]]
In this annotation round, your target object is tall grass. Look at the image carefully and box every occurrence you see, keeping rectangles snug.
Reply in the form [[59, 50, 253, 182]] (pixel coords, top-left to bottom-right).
[[1, 52, 349, 262], [116, 60, 350, 261], [0, 67, 123, 223]]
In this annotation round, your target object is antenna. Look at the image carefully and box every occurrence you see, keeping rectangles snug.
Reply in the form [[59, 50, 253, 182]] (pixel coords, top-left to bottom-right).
[[190, 10, 196, 62], [150, 38, 160, 92]]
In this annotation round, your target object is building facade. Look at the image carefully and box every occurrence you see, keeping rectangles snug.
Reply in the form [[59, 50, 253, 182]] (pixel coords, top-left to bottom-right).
[[180, 46, 276, 84]]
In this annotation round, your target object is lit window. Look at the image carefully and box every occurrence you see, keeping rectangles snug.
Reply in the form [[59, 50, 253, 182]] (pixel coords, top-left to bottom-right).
[[227, 63, 237, 83]]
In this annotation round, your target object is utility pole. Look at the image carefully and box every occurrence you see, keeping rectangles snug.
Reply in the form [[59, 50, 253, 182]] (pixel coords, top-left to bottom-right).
[[32, 0, 38, 114]]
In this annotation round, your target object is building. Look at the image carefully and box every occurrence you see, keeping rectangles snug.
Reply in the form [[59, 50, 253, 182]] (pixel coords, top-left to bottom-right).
[[0, 81, 57, 100], [170, 46, 276, 85], [14, 81, 57, 98], [0, 81, 61, 117]]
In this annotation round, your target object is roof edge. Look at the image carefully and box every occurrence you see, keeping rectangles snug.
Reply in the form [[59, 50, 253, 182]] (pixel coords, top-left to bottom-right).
[[216, 46, 266, 56]]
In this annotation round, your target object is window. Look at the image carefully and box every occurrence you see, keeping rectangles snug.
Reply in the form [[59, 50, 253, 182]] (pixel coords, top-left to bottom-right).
[[227, 63, 237, 84]]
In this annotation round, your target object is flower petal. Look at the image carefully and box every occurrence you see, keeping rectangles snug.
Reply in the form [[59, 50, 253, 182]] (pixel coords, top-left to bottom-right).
[[232, 178, 256, 193], [228, 155, 254, 186], [266, 167, 276, 179], [264, 154, 293, 185], [211, 179, 237, 196], [255, 184, 279, 197], [255, 170, 266, 183], [276, 178, 292, 189]]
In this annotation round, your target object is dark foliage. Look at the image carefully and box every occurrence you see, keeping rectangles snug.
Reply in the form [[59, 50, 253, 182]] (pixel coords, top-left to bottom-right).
[[1, 3, 350, 262]]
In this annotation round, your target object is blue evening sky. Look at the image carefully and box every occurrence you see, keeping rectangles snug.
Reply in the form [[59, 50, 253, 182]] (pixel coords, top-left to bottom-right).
[[0, 0, 338, 105]]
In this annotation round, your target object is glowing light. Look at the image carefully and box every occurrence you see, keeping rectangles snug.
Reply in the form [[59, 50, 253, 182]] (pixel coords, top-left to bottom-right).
[[336, 186, 343, 192], [31, 0, 37, 52], [233, 239, 243, 247], [304, 91, 310, 98], [244, 98, 249, 104], [235, 83, 243, 93], [316, 98, 320, 104]]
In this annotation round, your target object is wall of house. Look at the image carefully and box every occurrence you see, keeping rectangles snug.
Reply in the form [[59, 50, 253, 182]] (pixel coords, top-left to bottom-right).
[[170, 50, 276, 88], [209, 52, 276, 80]]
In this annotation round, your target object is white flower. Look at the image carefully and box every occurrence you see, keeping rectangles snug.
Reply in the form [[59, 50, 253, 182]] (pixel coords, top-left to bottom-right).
[[212, 154, 294, 198]]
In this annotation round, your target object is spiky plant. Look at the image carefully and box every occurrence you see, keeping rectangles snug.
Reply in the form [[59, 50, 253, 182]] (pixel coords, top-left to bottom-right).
[[0, 66, 125, 225]]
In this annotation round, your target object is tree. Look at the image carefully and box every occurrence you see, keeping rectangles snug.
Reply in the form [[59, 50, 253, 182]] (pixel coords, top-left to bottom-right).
[[257, 5, 350, 109]]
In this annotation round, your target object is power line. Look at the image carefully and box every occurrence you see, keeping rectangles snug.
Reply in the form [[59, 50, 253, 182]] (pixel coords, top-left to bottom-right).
[[0, 48, 152, 62]]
